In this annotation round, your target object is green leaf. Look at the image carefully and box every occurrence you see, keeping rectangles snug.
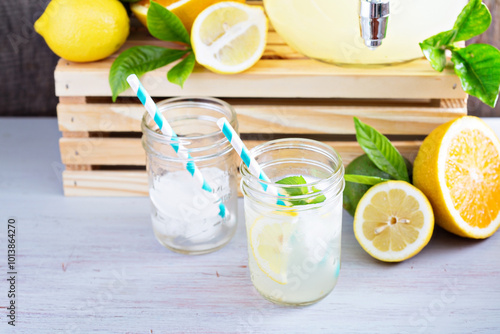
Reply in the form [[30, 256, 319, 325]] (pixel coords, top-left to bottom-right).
[[147, 1, 191, 45], [275, 175, 326, 206], [421, 29, 457, 48], [308, 186, 326, 204], [109, 46, 187, 101], [453, 0, 492, 42], [275, 175, 307, 185], [308, 194, 326, 205], [276, 176, 307, 196], [353, 117, 410, 182], [167, 52, 196, 88], [344, 174, 389, 186], [451, 44, 500, 108], [419, 43, 446, 72], [419, 30, 457, 72]]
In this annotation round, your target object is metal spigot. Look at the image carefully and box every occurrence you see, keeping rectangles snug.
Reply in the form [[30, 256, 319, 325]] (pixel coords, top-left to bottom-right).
[[359, 0, 390, 50]]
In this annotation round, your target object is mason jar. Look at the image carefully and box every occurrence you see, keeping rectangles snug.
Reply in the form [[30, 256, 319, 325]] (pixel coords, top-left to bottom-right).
[[241, 138, 345, 305], [141, 97, 239, 255]]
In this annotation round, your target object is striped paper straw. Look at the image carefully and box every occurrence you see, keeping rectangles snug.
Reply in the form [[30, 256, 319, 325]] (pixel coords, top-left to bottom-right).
[[216, 117, 285, 206], [127, 74, 226, 218]]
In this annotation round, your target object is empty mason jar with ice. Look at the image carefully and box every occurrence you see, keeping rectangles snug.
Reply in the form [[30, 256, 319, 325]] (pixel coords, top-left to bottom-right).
[[141, 96, 239, 255]]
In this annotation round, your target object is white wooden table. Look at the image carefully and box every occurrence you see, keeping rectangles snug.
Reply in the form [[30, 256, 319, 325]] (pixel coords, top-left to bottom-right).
[[1, 118, 500, 333]]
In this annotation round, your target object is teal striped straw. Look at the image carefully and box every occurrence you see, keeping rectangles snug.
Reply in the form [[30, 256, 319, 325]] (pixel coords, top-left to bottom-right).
[[217, 118, 285, 206], [127, 74, 226, 218]]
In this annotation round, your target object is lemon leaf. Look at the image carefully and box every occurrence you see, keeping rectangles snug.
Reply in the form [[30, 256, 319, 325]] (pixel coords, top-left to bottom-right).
[[451, 44, 500, 108], [419, 30, 457, 72], [453, 0, 491, 42], [344, 174, 389, 186], [419, 1, 499, 107], [419, 43, 446, 72], [109, 46, 187, 101], [353, 117, 410, 183], [147, 1, 190, 45], [167, 52, 196, 88]]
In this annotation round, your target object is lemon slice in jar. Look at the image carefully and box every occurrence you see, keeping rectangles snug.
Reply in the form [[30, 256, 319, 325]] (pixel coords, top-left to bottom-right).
[[249, 211, 297, 284]]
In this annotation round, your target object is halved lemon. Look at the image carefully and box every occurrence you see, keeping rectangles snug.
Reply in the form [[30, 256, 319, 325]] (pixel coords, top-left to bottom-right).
[[413, 116, 500, 239], [249, 211, 297, 284], [191, 2, 268, 74], [130, 0, 245, 33], [353, 181, 434, 262]]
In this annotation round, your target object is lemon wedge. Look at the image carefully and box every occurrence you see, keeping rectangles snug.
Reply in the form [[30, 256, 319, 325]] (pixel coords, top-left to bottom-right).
[[249, 211, 297, 284], [353, 181, 434, 262], [191, 2, 268, 74]]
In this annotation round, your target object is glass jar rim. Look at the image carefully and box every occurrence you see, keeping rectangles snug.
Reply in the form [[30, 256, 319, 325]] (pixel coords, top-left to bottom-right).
[[141, 96, 237, 143], [240, 138, 345, 201], [141, 96, 238, 161]]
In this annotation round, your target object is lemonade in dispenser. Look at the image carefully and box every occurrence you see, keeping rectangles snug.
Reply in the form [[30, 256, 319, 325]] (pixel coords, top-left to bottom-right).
[[263, 0, 468, 66]]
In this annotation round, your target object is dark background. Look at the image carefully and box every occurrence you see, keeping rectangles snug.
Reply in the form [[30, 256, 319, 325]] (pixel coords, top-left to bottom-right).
[[1, 0, 499, 117]]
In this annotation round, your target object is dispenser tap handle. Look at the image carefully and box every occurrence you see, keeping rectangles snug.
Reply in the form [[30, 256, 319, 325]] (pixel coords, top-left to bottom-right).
[[359, 0, 390, 50]]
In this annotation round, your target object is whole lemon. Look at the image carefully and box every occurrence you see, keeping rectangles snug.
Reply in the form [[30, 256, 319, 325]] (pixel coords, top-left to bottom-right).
[[35, 0, 129, 62]]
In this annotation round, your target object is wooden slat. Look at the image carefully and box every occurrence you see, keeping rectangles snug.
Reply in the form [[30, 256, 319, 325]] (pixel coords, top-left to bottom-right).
[[119, 30, 287, 49], [60, 137, 144, 166], [63, 170, 148, 196], [62, 140, 421, 197], [60, 137, 421, 166], [222, 102, 466, 135], [59, 96, 87, 104], [55, 57, 466, 99], [261, 45, 304, 59], [57, 103, 142, 132], [62, 131, 89, 138], [65, 165, 92, 171], [57, 99, 466, 134]]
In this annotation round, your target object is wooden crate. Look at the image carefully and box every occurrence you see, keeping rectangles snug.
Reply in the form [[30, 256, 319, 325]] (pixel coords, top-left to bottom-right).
[[55, 10, 467, 196]]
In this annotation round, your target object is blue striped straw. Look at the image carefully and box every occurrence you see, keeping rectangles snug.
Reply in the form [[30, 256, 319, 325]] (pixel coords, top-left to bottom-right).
[[127, 74, 226, 218], [216, 118, 285, 206]]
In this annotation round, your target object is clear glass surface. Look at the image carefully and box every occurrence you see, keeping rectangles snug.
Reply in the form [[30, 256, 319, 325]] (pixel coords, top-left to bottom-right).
[[263, 0, 468, 66], [142, 97, 239, 255], [241, 138, 345, 305]]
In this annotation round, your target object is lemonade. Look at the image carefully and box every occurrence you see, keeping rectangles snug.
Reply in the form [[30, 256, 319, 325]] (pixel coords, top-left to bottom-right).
[[263, 0, 467, 65], [240, 139, 345, 305], [244, 188, 342, 305]]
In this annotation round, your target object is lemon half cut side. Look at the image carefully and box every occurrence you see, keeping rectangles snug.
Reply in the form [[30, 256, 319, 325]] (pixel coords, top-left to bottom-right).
[[414, 116, 500, 239], [191, 2, 268, 74], [353, 181, 434, 262]]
